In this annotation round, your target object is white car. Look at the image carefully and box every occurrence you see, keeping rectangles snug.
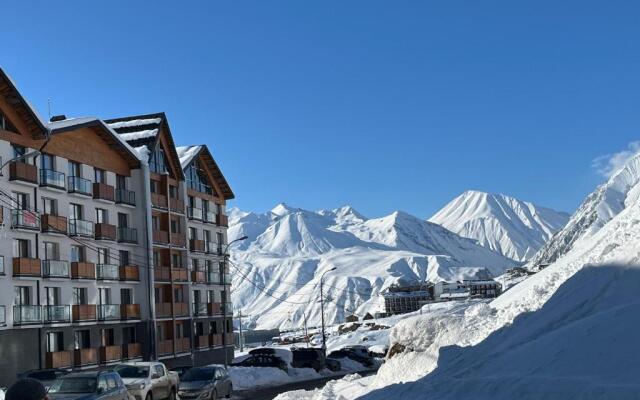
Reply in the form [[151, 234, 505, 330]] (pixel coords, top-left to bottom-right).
[[115, 362, 179, 400]]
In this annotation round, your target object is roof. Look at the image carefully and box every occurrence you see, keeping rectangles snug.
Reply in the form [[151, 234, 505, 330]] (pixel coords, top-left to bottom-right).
[[177, 144, 235, 200], [0, 67, 48, 137]]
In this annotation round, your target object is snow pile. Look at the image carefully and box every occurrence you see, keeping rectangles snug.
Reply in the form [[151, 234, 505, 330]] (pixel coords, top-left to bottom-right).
[[118, 128, 158, 141], [229, 204, 516, 330], [106, 117, 161, 129], [228, 367, 293, 390], [429, 190, 569, 262], [176, 145, 203, 168]]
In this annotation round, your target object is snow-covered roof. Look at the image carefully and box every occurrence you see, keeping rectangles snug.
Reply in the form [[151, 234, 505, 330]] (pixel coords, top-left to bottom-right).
[[0, 67, 48, 136], [176, 145, 203, 168], [118, 128, 159, 141], [107, 118, 162, 130]]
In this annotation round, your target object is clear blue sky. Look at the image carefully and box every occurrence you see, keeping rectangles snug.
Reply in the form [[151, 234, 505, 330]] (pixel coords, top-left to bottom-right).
[[3, 1, 640, 218]]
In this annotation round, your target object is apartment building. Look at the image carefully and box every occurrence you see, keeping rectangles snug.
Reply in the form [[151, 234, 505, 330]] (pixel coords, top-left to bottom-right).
[[0, 69, 235, 384]]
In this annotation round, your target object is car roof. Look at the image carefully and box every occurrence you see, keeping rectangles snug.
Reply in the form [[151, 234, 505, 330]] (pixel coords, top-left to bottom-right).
[[62, 371, 103, 378]]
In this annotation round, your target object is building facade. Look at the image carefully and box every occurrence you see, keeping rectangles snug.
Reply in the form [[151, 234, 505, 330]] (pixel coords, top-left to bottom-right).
[[0, 68, 235, 385]]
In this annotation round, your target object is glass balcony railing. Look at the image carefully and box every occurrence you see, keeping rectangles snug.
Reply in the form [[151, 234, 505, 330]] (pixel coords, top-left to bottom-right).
[[204, 211, 216, 223], [205, 242, 217, 254], [223, 273, 232, 285], [117, 227, 138, 244], [188, 207, 203, 220], [40, 169, 66, 189], [97, 304, 120, 321], [222, 302, 233, 315], [42, 260, 70, 278], [14, 305, 41, 324], [43, 305, 70, 323], [69, 219, 94, 237], [115, 189, 136, 206], [97, 264, 120, 280], [193, 303, 208, 316], [67, 176, 92, 195], [11, 209, 40, 230], [0, 305, 5, 326]]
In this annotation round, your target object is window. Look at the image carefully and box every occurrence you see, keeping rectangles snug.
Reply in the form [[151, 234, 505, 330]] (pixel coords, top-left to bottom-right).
[[188, 196, 195, 208], [70, 245, 85, 262], [43, 242, 60, 260], [0, 111, 17, 133], [98, 288, 111, 305], [123, 326, 136, 344], [12, 144, 26, 163], [121, 288, 133, 305], [118, 213, 128, 228], [204, 230, 212, 244], [72, 288, 88, 305], [106, 375, 117, 390], [193, 290, 202, 304], [68, 161, 81, 177], [69, 203, 83, 220], [100, 328, 115, 346], [202, 200, 210, 214], [150, 180, 159, 194], [97, 376, 108, 393], [116, 175, 126, 190], [42, 197, 58, 215], [153, 365, 165, 377], [149, 147, 167, 174], [96, 208, 108, 224], [15, 286, 31, 305], [210, 321, 218, 334], [45, 287, 61, 306], [174, 288, 184, 303], [119, 250, 130, 267], [41, 154, 55, 170], [0, 256, 4, 275], [195, 322, 204, 336], [98, 248, 109, 265], [189, 227, 197, 240], [169, 185, 178, 199], [172, 253, 182, 268], [152, 216, 160, 231], [74, 330, 91, 349], [13, 239, 30, 258], [153, 252, 161, 268], [46, 332, 64, 352], [13, 192, 29, 210], [171, 219, 180, 234], [94, 168, 106, 184], [185, 160, 212, 194], [176, 322, 186, 339], [192, 259, 200, 271]]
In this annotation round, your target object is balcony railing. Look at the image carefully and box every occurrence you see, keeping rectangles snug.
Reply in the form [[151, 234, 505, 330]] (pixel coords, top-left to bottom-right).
[[13, 257, 41, 277], [171, 234, 186, 248], [204, 211, 216, 223], [117, 227, 138, 244], [42, 260, 70, 278], [222, 302, 233, 315], [193, 302, 208, 316], [216, 214, 229, 227], [97, 264, 120, 280], [207, 271, 220, 284], [170, 198, 184, 213], [14, 305, 41, 324], [67, 176, 92, 196], [11, 209, 40, 230], [95, 223, 116, 240], [171, 268, 188, 282], [119, 265, 139, 281], [205, 242, 217, 254], [98, 304, 121, 321], [93, 182, 115, 202], [195, 335, 209, 349], [72, 304, 97, 321], [207, 303, 221, 315], [155, 303, 172, 318], [175, 337, 190, 353], [120, 304, 141, 320], [223, 273, 232, 285], [189, 239, 205, 252], [9, 161, 38, 184], [115, 189, 136, 206], [74, 348, 98, 366], [151, 193, 168, 209], [0, 305, 5, 326], [46, 351, 73, 369], [40, 169, 65, 190], [69, 219, 94, 237], [210, 334, 223, 347], [154, 266, 171, 282], [174, 303, 189, 317], [158, 340, 173, 356], [153, 230, 169, 245], [122, 342, 142, 359], [41, 214, 67, 234], [191, 270, 206, 284], [43, 305, 71, 323], [187, 207, 203, 220], [99, 345, 122, 364], [71, 262, 95, 279]]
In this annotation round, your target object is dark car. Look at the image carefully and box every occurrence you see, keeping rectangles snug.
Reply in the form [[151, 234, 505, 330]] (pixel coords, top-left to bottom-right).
[[327, 349, 374, 368], [47, 370, 129, 400], [177, 365, 232, 400], [325, 358, 342, 372], [17, 369, 70, 389], [170, 365, 192, 379], [231, 354, 288, 372], [290, 348, 325, 372]]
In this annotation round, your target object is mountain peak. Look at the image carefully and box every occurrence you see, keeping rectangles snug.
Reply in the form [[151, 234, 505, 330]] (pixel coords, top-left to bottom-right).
[[270, 202, 298, 216], [333, 205, 367, 221]]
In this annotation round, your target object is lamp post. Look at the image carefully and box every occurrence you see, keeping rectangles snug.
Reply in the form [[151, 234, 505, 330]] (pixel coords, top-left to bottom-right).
[[221, 235, 248, 368], [0, 150, 41, 176], [320, 267, 337, 357]]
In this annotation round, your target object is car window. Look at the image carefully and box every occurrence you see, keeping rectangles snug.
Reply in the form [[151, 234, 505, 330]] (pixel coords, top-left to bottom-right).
[[113, 374, 124, 388], [29, 371, 56, 380], [97, 376, 108, 392], [107, 375, 117, 390], [154, 365, 165, 377]]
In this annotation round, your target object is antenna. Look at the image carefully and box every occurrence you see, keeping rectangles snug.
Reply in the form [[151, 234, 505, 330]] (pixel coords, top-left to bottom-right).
[[47, 98, 52, 120]]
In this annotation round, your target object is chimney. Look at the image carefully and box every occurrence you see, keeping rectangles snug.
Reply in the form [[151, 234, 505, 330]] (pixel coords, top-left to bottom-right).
[[50, 115, 67, 122]]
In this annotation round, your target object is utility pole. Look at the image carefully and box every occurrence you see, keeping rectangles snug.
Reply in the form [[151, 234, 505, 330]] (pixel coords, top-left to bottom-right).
[[236, 311, 250, 352], [320, 267, 337, 357]]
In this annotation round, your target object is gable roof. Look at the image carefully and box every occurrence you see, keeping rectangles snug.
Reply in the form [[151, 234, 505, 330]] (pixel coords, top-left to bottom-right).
[[0, 67, 48, 138], [105, 112, 184, 179], [176, 144, 235, 200]]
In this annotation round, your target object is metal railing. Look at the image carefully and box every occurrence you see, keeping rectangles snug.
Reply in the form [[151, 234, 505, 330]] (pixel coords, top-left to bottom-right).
[[97, 304, 121, 321], [14, 305, 41, 324], [43, 305, 70, 323], [67, 176, 92, 195], [204, 211, 216, 223], [193, 303, 208, 316], [117, 227, 138, 244], [40, 169, 66, 189], [69, 219, 94, 237], [97, 264, 120, 280], [187, 206, 203, 220], [42, 260, 70, 278], [11, 209, 40, 229], [115, 189, 136, 206]]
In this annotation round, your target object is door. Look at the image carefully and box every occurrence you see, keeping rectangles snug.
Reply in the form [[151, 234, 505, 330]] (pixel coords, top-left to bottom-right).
[[151, 364, 169, 399]]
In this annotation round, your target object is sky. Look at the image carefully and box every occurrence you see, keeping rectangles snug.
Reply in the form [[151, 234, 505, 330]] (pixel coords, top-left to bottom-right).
[[2, 1, 640, 218]]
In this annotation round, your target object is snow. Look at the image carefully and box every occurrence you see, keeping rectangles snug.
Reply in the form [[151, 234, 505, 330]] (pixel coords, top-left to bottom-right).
[[429, 190, 570, 262], [106, 118, 161, 129], [117, 128, 158, 141], [176, 145, 202, 168], [229, 367, 294, 390], [229, 204, 516, 330]]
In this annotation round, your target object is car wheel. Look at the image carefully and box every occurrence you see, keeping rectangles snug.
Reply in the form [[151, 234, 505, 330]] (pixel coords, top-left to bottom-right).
[[211, 389, 218, 400], [168, 389, 176, 400], [226, 384, 232, 398], [145, 393, 152, 400]]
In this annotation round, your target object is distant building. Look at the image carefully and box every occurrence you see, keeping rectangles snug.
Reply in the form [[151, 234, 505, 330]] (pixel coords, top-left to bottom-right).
[[362, 313, 375, 321], [345, 314, 359, 323], [434, 279, 502, 301], [382, 281, 434, 315]]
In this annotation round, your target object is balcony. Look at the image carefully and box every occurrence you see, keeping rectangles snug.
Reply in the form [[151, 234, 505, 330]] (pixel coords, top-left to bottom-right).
[[189, 239, 205, 253], [40, 169, 65, 190], [193, 302, 208, 317], [174, 303, 189, 317], [171, 268, 188, 282], [205, 242, 217, 254], [42, 260, 70, 278], [225, 333, 235, 345], [158, 340, 173, 356], [95, 223, 116, 241], [151, 193, 168, 209], [98, 304, 121, 321], [41, 214, 67, 234], [0, 306, 5, 326], [43, 305, 71, 323], [120, 304, 141, 320], [222, 302, 233, 315], [99, 345, 122, 364], [11, 209, 40, 230], [72, 304, 97, 322], [46, 351, 73, 369], [67, 176, 92, 196], [191, 270, 206, 284], [74, 348, 98, 366], [170, 198, 184, 214], [187, 206, 203, 220], [210, 334, 223, 347], [93, 182, 115, 202], [204, 211, 216, 224], [71, 262, 96, 279], [153, 230, 169, 245], [171, 234, 186, 248], [207, 271, 220, 284], [222, 274, 232, 285], [115, 189, 136, 207], [216, 214, 229, 227], [9, 161, 38, 184], [69, 219, 94, 237], [14, 305, 41, 325], [195, 335, 209, 349], [155, 303, 172, 318], [207, 303, 221, 315], [97, 264, 119, 280], [122, 342, 142, 359], [154, 266, 171, 282], [175, 337, 190, 353], [119, 265, 139, 281], [13, 257, 41, 277], [117, 227, 138, 244]]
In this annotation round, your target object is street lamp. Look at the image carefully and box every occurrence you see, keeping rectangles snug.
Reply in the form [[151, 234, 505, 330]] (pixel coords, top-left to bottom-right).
[[320, 267, 337, 357], [221, 235, 248, 368], [0, 150, 41, 176]]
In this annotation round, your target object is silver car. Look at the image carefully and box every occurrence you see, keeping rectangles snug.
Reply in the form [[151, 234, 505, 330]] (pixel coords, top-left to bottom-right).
[[177, 366, 232, 400]]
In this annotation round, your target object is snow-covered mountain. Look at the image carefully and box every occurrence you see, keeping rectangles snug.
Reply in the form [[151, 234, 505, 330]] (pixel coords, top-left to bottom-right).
[[228, 204, 516, 330], [429, 190, 570, 262]]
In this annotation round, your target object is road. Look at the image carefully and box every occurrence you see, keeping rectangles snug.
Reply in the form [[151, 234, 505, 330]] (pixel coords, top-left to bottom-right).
[[232, 370, 377, 400]]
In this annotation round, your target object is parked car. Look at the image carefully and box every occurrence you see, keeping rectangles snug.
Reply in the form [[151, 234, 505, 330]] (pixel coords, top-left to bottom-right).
[[170, 366, 192, 379], [17, 368, 70, 389], [325, 358, 342, 372], [231, 354, 288, 372], [327, 349, 374, 368], [115, 362, 179, 400], [290, 347, 325, 372], [47, 371, 129, 400], [177, 365, 232, 400]]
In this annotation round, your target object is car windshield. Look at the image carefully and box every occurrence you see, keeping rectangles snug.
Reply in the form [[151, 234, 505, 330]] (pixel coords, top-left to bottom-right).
[[114, 365, 149, 378], [48, 377, 97, 394], [181, 368, 215, 382]]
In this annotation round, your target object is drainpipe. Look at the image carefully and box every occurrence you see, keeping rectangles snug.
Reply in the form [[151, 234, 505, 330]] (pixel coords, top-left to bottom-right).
[[141, 162, 157, 360]]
